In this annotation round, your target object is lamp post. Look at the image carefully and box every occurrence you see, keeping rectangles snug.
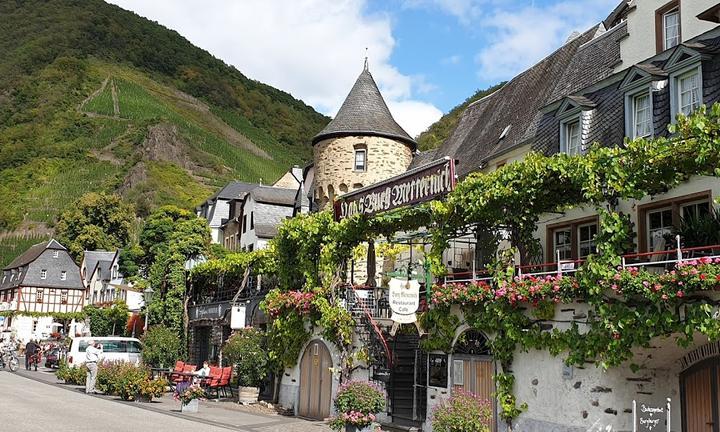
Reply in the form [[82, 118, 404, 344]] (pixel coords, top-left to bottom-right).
[[143, 286, 155, 332]]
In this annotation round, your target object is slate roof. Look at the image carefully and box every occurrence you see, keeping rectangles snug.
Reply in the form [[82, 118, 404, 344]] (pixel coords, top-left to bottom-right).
[[4, 239, 65, 270], [312, 65, 417, 149], [254, 223, 279, 239], [83, 250, 117, 283], [410, 21, 628, 177], [212, 181, 258, 201], [250, 186, 297, 206]]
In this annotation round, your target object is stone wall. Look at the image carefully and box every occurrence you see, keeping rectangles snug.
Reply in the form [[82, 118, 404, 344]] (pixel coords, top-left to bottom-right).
[[313, 135, 413, 209]]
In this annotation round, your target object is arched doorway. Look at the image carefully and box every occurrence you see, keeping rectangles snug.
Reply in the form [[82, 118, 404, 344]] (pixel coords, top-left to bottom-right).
[[298, 340, 332, 420], [681, 356, 720, 432], [389, 324, 427, 426], [452, 330, 495, 429]]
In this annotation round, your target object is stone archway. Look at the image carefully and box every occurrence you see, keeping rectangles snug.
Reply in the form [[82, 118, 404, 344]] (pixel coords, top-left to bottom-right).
[[298, 340, 333, 420]]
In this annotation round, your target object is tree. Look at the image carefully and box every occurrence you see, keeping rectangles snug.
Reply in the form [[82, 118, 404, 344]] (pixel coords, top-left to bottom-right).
[[141, 325, 181, 368], [55, 193, 136, 261], [141, 206, 210, 338], [85, 300, 130, 337]]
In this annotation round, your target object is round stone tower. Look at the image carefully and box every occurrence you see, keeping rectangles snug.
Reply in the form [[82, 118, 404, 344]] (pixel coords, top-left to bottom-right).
[[312, 63, 416, 210]]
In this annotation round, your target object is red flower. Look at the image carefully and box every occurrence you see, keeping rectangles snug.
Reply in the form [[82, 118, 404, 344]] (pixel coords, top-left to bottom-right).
[[700, 274, 707, 280], [612, 332, 621, 340], [676, 290, 684, 298]]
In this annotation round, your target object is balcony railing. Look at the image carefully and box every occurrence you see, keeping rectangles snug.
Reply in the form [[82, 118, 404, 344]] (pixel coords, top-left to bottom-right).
[[443, 236, 720, 283]]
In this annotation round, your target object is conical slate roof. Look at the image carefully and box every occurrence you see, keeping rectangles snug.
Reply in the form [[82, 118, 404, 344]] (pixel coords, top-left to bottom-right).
[[312, 65, 416, 149]]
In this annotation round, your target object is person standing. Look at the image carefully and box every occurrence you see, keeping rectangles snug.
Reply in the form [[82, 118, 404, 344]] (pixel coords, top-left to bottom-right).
[[25, 339, 38, 371], [84, 340, 103, 394]]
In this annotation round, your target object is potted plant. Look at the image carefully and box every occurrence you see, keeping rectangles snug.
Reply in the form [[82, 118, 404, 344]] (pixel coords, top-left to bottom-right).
[[174, 381, 206, 413], [137, 377, 168, 402], [222, 328, 268, 404], [431, 391, 493, 432], [329, 381, 386, 432]]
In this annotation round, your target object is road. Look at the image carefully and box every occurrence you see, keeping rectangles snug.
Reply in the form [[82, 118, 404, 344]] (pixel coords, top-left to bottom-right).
[[0, 368, 331, 432]]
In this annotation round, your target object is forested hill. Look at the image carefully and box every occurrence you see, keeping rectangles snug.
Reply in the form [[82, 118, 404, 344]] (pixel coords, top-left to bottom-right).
[[0, 0, 329, 237], [416, 82, 505, 151]]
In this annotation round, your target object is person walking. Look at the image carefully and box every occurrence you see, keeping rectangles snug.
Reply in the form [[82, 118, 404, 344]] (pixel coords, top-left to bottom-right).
[[84, 340, 103, 394], [25, 339, 38, 371]]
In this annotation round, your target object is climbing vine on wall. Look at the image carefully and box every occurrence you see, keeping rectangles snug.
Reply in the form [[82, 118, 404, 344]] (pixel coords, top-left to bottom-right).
[[205, 105, 720, 424]]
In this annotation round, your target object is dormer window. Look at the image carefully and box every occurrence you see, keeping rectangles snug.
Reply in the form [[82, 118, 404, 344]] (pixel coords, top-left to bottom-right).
[[677, 68, 701, 116], [629, 91, 653, 139], [60, 271, 67, 281], [562, 119, 582, 156], [53, 250, 59, 258], [40, 269, 47, 280], [354, 149, 367, 172]]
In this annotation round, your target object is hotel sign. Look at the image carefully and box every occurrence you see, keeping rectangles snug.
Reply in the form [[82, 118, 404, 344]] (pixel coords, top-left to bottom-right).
[[333, 157, 455, 221]]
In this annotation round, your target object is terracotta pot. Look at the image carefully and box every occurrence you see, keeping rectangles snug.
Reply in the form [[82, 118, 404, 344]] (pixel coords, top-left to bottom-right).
[[181, 399, 199, 413], [238, 386, 259, 405]]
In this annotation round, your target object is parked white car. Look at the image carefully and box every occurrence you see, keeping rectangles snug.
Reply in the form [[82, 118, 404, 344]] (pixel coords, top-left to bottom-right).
[[67, 337, 142, 366]]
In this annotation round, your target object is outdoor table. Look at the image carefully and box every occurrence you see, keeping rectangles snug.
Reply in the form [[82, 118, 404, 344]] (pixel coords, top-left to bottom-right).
[[150, 367, 172, 380]]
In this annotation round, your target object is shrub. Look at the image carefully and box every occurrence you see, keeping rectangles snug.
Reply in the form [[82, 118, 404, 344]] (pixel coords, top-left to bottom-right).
[[431, 391, 493, 432], [95, 360, 167, 401], [329, 381, 386, 431], [222, 328, 268, 387], [56, 359, 88, 385], [141, 325, 181, 368], [138, 377, 168, 400]]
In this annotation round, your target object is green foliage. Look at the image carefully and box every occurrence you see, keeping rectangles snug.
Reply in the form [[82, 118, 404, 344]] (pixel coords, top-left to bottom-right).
[[431, 390, 494, 432], [0, 233, 50, 268], [416, 82, 505, 151], [0, 0, 327, 256], [222, 328, 269, 387], [56, 359, 87, 385], [140, 325, 182, 368], [418, 307, 460, 352], [96, 361, 155, 401], [84, 301, 130, 337], [673, 207, 720, 247], [55, 192, 136, 261]]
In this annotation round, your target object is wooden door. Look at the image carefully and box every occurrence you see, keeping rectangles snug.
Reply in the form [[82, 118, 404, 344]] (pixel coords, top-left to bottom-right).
[[682, 359, 719, 432], [453, 356, 496, 430], [298, 341, 332, 420]]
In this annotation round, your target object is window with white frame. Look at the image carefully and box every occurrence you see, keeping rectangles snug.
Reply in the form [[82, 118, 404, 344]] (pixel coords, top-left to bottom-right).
[[663, 8, 680, 50], [553, 228, 572, 261], [36, 289, 43, 303], [60, 290, 68, 305], [632, 92, 653, 138], [563, 119, 582, 156], [40, 269, 47, 280], [354, 149, 367, 172], [647, 208, 673, 251], [53, 250, 59, 258], [676, 67, 702, 117], [578, 223, 598, 258], [60, 271, 67, 281]]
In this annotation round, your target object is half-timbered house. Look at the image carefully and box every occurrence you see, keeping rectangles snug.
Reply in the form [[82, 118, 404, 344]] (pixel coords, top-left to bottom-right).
[[0, 239, 86, 342]]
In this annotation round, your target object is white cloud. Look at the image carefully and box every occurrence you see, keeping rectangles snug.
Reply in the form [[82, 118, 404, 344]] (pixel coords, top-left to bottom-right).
[[388, 100, 443, 137], [474, 0, 619, 81], [402, 0, 483, 24], [106, 0, 440, 137]]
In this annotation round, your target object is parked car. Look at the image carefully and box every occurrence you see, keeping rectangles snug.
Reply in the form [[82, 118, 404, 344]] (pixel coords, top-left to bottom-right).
[[44, 347, 60, 368], [67, 337, 142, 367]]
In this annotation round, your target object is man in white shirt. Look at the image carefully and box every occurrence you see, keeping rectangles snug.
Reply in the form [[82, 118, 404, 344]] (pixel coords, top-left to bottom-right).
[[85, 340, 102, 394]]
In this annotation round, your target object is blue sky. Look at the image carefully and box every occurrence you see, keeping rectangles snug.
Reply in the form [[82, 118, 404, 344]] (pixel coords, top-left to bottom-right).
[[108, 0, 620, 136]]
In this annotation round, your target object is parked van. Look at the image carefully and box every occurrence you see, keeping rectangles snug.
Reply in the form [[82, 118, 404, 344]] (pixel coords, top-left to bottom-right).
[[67, 337, 142, 366]]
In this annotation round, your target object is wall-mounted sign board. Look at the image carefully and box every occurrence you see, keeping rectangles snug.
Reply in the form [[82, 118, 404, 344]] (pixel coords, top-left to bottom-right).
[[333, 157, 455, 221]]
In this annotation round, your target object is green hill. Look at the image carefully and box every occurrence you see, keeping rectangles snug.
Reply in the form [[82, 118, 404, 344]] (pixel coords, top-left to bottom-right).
[[0, 0, 329, 238], [416, 82, 505, 151]]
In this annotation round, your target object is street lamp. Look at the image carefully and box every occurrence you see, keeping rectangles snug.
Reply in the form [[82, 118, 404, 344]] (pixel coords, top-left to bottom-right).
[[143, 286, 155, 331]]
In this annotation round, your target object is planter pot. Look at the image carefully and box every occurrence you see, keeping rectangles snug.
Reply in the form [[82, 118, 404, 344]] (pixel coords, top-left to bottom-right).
[[345, 425, 372, 432], [181, 399, 199, 413], [238, 386, 260, 405], [135, 394, 152, 403]]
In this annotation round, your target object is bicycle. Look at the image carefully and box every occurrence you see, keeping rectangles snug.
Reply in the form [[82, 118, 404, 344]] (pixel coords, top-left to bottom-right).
[[0, 346, 19, 372]]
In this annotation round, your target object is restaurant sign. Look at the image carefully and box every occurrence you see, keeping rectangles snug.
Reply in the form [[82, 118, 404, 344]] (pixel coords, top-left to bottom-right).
[[389, 278, 420, 324], [189, 302, 230, 321], [633, 399, 670, 432], [333, 157, 455, 221]]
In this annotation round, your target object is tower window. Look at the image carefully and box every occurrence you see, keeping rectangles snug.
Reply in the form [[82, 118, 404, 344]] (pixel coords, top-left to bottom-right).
[[354, 149, 367, 172]]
